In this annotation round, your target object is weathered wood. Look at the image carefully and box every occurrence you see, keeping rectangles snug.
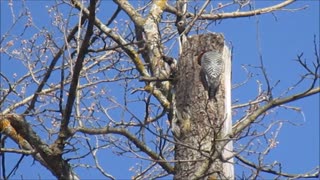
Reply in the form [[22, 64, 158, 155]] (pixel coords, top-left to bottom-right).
[[173, 33, 233, 179]]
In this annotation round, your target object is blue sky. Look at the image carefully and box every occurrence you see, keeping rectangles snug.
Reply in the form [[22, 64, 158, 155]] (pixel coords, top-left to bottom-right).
[[0, 1, 319, 179]]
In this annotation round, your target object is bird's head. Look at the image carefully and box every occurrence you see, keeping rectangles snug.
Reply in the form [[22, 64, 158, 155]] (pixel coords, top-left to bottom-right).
[[197, 50, 207, 65]]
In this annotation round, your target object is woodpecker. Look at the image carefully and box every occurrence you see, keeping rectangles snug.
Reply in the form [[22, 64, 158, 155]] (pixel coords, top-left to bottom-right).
[[198, 50, 223, 100]]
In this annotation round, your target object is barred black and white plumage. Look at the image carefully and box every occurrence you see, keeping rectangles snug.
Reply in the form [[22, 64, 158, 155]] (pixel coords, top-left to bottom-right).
[[199, 50, 223, 100]]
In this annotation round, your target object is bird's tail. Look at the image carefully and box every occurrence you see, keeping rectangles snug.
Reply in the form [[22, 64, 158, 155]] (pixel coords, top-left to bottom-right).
[[208, 83, 219, 101]]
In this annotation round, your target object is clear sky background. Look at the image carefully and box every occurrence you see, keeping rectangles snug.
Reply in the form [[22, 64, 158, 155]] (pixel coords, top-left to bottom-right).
[[0, 1, 319, 179]]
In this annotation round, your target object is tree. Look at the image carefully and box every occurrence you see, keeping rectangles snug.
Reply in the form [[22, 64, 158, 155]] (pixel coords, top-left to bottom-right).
[[174, 33, 233, 179], [0, 0, 319, 179]]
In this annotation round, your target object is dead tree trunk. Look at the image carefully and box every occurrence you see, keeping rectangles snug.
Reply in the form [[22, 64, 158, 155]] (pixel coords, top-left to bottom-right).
[[173, 33, 233, 179]]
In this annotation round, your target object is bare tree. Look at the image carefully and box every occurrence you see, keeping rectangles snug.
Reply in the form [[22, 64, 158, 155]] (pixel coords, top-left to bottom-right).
[[0, 0, 319, 179]]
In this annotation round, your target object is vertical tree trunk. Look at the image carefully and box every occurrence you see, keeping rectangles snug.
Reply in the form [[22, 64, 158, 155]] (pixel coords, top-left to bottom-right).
[[173, 33, 233, 179]]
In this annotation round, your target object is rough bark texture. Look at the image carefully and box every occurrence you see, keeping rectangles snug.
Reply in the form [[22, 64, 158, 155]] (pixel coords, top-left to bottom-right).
[[174, 33, 233, 179]]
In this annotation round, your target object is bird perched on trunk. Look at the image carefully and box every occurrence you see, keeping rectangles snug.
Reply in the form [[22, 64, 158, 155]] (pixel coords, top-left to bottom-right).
[[197, 50, 223, 101]]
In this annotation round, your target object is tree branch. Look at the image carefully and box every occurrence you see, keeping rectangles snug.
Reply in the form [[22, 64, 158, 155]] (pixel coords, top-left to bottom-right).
[[165, 0, 297, 20], [72, 0, 172, 110], [113, 0, 145, 27], [0, 114, 79, 179], [71, 0, 149, 77], [232, 87, 320, 137], [73, 126, 174, 174], [57, 0, 96, 151], [183, 0, 210, 35], [236, 154, 319, 179], [0, 148, 34, 155], [23, 16, 86, 115], [139, 76, 173, 82]]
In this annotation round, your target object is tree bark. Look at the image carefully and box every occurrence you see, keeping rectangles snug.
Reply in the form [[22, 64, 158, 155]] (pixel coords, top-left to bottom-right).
[[173, 33, 233, 179]]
